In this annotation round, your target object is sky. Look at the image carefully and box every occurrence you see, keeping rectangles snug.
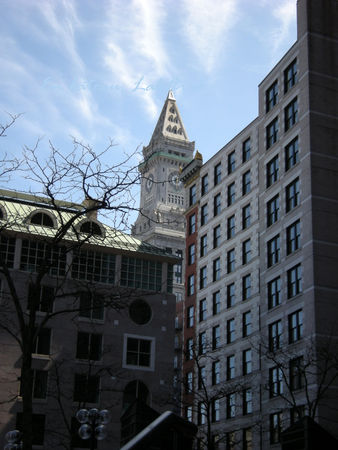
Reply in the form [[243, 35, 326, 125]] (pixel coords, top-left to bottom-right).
[[0, 0, 297, 205]]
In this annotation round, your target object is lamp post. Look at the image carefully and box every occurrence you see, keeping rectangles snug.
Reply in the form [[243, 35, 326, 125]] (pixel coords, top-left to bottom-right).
[[76, 408, 111, 450], [4, 430, 23, 450]]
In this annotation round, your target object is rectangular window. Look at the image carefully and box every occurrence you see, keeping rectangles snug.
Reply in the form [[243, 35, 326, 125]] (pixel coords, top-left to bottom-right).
[[214, 163, 221, 185], [21, 240, 66, 276], [73, 374, 100, 403], [243, 388, 253, 415], [188, 243, 195, 265], [242, 138, 251, 162], [227, 249, 235, 273], [16, 413, 45, 446], [212, 325, 220, 349], [79, 292, 104, 320], [287, 264, 302, 298], [267, 234, 280, 267], [266, 155, 279, 187], [120, 256, 161, 291], [242, 311, 252, 337], [243, 428, 253, 450], [242, 204, 251, 229], [200, 234, 207, 257], [198, 402, 206, 425], [189, 184, 197, 206], [290, 357, 304, 390], [266, 117, 278, 149], [201, 174, 209, 195], [213, 290, 221, 315], [285, 97, 298, 131], [33, 328, 51, 355], [186, 338, 194, 360], [213, 257, 221, 282], [200, 266, 207, 289], [243, 349, 252, 375], [227, 318, 235, 344], [214, 193, 221, 216], [185, 371, 193, 393], [187, 274, 195, 296], [226, 393, 236, 418], [242, 171, 251, 195], [28, 370, 48, 399], [285, 137, 299, 171], [0, 236, 16, 268], [199, 332, 206, 355], [28, 285, 54, 313], [187, 306, 194, 328], [212, 360, 220, 385], [201, 204, 208, 226], [266, 80, 278, 112], [212, 399, 220, 423], [198, 366, 206, 389], [199, 298, 207, 322], [227, 182, 235, 206], [284, 59, 297, 93], [270, 412, 282, 444], [267, 195, 280, 226], [76, 332, 102, 361], [186, 406, 193, 422], [286, 220, 300, 255], [227, 215, 235, 239], [227, 355, 235, 380], [286, 178, 300, 212], [228, 151, 236, 174], [288, 309, 303, 343], [242, 239, 251, 265], [290, 406, 305, 425], [242, 275, 251, 301], [269, 320, 282, 351], [213, 224, 221, 248], [227, 283, 235, 308], [268, 277, 281, 309], [188, 213, 196, 234], [174, 249, 182, 284], [270, 366, 283, 397]]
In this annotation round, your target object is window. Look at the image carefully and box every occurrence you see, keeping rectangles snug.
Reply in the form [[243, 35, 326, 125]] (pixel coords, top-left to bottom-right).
[[30, 212, 54, 228], [21, 239, 66, 276], [72, 249, 115, 284], [79, 292, 104, 320], [24, 370, 48, 399], [187, 306, 194, 328], [187, 274, 195, 296], [243, 428, 253, 450], [269, 320, 282, 351], [0, 235, 16, 268], [266, 117, 278, 149], [286, 178, 300, 212], [227, 249, 235, 273], [126, 337, 152, 367], [80, 221, 102, 236], [186, 406, 193, 422], [243, 349, 252, 375], [199, 298, 207, 322], [227, 283, 235, 308], [243, 389, 253, 415], [174, 249, 183, 284], [270, 412, 282, 444], [266, 155, 279, 187], [270, 366, 283, 397], [74, 374, 100, 403], [188, 243, 195, 265], [188, 213, 196, 234], [267, 234, 280, 267], [198, 366, 206, 389], [185, 371, 193, 393], [284, 59, 297, 92], [213, 258, 221, 282], [227, 355, 235, 380], [227, 215, 235, 239], [214, 162, 221, 185], [267, 195, 280, 226], [213, 224, 221, 248], [214, 193, 221, 216], [186, 338, 194, 360], [286, 220, 300, 254], [285, 137, 299, 171], [226, 432, 236, 450], [200, 266, 207, 289], [287, 264, 302, 298], [213, 291, 221, 315], [242, 138, 251, 162], [199, 332, 207, 355], [189, 184, 197, 206], [33, 328, 51, 355], [266, 80, 278, 112], [285, 97, 298, 131], [227, 318, 235, 344], [226, 393, 236, 418], [212, 325, 220, 349], [290, 357, 304, 390], [201, 174, 209, 195], [242, 171, 251, 195], [200, 234, 207, 257], [243, 311, 252, 337], [290, 406, 305, 425], [212, 361, 220, 385], [28, 285, 54, 313], [268, 277, 281, 309], [198, 402, 206, 425], [242, 275, 251, 301], [227, 182, 235, 206], [242, 239, 251, 265], [211, 399, 220, 422], [288, 309, 303, 343], [242, 204, 251, 229], [228, 151, 236, 174], [201, 204, 208, 226], [16, 413, 45, 446], [76, 332, 102, 361]]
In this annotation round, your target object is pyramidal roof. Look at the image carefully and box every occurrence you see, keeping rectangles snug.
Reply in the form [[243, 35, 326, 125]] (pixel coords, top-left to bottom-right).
[[149, 90, 189, 144]]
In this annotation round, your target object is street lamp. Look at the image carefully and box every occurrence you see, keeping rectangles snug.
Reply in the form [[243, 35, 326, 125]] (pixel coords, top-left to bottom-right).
[[4, 430, 23, 450], [76, 408, 111, 450]]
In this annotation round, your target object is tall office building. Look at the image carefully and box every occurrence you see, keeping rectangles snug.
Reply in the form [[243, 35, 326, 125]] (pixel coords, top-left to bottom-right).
[[180, 0, 338, 448]]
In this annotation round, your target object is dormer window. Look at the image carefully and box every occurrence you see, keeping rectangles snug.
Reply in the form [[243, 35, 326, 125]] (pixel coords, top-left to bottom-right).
[[80, 221, 102, 236], [30, 212, 54, 228]]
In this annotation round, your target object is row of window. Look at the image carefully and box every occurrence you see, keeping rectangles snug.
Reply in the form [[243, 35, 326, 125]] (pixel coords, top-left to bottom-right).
[[267, 177, 299, 228], [266, 59, 297, 113], [266, 136, 299, 188], [269, 355, 304, 399], [266, 96, 298, 150], [267, 220, 301, 267], [269, 309, 303, 351]]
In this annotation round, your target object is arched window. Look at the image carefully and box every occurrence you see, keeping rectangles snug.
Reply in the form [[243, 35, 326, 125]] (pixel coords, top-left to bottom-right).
[[122, 380, 149, 410], [30, 212, 54, 228], [80, 221, 102, 236], [168, 115, 174, 122], [172, 126, 177, 134], [166, 125, 171, 132], [178, 128, 183, 135]]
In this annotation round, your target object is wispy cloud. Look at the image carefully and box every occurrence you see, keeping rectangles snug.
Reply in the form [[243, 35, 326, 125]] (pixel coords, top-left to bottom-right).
[[181, 0, 239, 73], [270, 0, 297, 57]]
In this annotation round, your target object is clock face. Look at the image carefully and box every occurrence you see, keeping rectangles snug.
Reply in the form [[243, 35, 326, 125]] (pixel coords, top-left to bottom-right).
[[145, 173, 154, 192], [169, 171, 182, 191]]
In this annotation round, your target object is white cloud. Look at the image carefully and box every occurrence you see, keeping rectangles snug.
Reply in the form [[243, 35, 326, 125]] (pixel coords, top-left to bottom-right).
[[181, 0, 239, 73], [270, 0, 297, 57]]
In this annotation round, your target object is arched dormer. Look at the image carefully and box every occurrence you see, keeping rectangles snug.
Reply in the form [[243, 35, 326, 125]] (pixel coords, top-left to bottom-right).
[[166, 125, 172, 132], [80, 220, 102, 236], [29, 211, 55, 228], [168, 115, 174, 122]]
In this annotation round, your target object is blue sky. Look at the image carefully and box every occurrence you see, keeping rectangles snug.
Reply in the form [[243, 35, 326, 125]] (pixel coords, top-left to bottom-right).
[[0, 0, 297, 195]]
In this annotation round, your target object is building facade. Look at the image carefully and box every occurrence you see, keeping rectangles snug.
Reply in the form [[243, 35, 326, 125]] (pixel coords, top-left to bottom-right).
[[180, 0, 338, 448]]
